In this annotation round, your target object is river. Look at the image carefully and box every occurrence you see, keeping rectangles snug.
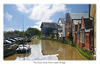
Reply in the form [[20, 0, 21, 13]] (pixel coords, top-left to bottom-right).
[[4, 39, 87, 60]]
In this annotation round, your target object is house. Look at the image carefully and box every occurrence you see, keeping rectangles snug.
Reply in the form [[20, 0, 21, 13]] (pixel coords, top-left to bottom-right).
[[65, 13, 72, 41], [80, 16, 93, 50], [58, 18, 65, 40], [70, 13, 89, 43], [40, 22, 58, 38]]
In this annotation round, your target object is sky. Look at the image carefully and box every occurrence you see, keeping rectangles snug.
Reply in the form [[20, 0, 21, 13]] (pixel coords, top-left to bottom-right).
[[4, 4, 89, 31]]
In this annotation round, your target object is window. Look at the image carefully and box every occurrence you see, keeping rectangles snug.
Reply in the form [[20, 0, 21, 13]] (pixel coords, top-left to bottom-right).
[[80, 30, 84, 43]]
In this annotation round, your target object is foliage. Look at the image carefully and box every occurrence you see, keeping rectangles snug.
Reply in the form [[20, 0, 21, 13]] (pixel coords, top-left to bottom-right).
[[16, 31, 24, 37], [67, 32, 73, 41], [25, 27, 41, 38], [4, 28, 41, 38], [76, 45, 94, 60], [50, 34, 55, 39]]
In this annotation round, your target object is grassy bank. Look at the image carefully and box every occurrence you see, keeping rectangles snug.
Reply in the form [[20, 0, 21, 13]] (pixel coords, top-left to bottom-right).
[[75, 45, 94, 60]]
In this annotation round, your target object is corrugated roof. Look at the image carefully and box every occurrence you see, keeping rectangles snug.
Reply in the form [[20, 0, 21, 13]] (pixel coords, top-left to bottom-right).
[[70, 13, 89, 19]]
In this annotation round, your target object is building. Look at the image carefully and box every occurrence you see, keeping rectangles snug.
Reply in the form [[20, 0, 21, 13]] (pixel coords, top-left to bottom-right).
[[89, 4, 96, 59], [65, 13, 72, 41], [80, 16, 93, 50], [70, 13, 89, 44], [40, 22, 58, 38], [58, 18, 65, 40], [77, 23, 81, 46]]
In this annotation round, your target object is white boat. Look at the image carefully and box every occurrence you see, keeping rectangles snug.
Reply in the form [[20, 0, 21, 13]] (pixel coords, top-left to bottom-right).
[[16, 44, 31, 53], [16, 15, 31, 54]]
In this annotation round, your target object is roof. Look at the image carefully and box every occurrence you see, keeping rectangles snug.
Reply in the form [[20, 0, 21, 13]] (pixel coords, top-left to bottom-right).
[[40, 22, 57, 28], [84, 18, 93, 29], [70, 13, 89, 19], [73, 20, 81, 25], [58, 18, 65, 23]]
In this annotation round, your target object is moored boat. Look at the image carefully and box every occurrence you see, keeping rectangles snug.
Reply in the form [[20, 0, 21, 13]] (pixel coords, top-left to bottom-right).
[[16, 44, 31, 54]]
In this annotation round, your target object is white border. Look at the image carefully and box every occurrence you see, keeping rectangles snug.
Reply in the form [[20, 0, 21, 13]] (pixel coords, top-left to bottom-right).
[[0, 0, 99, 67]]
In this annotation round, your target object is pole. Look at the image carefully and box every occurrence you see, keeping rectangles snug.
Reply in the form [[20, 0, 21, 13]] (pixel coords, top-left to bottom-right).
[[23, 15, 24, 46]]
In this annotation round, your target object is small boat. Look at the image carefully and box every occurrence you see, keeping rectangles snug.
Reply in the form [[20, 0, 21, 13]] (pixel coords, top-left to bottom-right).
[[16, 44, 31, 54], [16, 15, 31, 54]]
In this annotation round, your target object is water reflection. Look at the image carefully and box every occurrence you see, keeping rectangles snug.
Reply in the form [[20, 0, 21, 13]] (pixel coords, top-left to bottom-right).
[[31, 39, 40, 45], [41, 40, 59, 55], [4, 39, 87, 60], [4, 53, 31, 60]]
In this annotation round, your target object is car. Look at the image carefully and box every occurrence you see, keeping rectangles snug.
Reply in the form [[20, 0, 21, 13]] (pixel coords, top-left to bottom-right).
[[4, 40, 12, 44], [8, 39, 16, 43]]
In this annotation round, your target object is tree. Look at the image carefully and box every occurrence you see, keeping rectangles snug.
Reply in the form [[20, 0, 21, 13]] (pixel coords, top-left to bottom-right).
[[25, 27, 41, 38], [16, 31, 23, 37], [67, 32, 73, 41]]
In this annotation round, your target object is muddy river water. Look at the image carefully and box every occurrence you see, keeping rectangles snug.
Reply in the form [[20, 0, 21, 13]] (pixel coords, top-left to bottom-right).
[[4, 39, 87, 60]]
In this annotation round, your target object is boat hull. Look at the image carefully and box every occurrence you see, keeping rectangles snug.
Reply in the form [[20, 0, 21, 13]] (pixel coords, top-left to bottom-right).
[[16, 48, 31, 54]]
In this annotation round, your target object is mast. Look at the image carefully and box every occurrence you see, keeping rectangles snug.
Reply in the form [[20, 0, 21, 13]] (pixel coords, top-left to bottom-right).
[[23, 15, 24, 46]]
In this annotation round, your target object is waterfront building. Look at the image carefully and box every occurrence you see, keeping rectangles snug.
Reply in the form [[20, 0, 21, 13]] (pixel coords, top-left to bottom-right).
[[40, 22, 58, 38], [65, 13, 72, 41], [58, 18, 65, 40], [70, 13, 89, 44], [80, 16, 93, 50]]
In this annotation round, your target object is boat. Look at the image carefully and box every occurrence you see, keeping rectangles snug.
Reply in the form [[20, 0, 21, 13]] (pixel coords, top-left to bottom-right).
[[16, 15, 31, 54], [16, 44, 31, 53]]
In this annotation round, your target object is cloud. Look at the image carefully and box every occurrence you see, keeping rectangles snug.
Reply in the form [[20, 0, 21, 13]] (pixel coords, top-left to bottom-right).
[[29, 4, 66, 21], [4, 27, 22, 32], [16, 4, 67, 30], [5, 12, 12, 21], [4, 28, 15, 31], [16, 4, 30, 13], [29, 4, 67, 30]]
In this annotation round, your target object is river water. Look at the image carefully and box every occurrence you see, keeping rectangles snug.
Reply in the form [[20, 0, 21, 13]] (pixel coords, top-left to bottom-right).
[[4, 39, 87, 60]]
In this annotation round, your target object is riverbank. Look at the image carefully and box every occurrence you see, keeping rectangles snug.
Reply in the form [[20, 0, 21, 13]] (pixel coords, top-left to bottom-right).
[[41, 38, 94, 60]]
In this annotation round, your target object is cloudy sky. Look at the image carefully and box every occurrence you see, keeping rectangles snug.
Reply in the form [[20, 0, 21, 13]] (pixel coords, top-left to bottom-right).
[[4, 4, 89, 31]]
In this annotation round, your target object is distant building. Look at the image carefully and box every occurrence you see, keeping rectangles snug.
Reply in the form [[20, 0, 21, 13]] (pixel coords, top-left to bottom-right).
[[58, 18, 65, 40], [40, 22, 58, 38]]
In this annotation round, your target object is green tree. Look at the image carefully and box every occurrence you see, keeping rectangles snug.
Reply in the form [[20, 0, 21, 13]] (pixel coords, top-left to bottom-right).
[[25, 27, 41, 38], [67, 32, 73, 41], [16, 31, 24, 37]]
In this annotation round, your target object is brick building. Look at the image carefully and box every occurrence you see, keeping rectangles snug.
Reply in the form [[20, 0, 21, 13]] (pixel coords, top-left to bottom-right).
[[80, 16, 93, 50], [65, 13, 72, 41]]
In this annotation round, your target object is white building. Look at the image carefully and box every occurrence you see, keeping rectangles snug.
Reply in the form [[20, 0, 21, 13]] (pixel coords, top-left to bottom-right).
[[58, 18, 65, 39]]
